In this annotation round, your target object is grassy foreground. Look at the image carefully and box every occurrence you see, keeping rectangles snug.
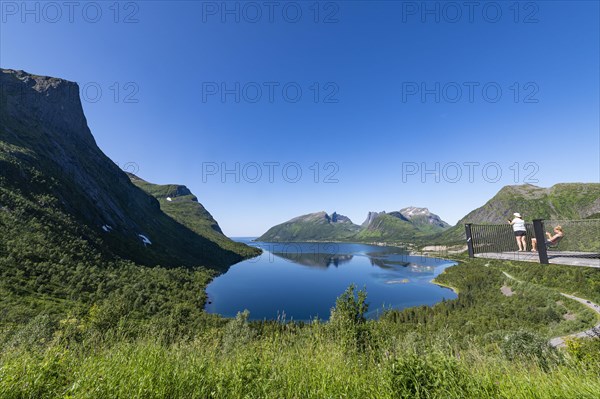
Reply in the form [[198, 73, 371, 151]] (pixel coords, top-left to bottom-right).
[[1, 329, 599, 399], [1, 256, 599, 398]]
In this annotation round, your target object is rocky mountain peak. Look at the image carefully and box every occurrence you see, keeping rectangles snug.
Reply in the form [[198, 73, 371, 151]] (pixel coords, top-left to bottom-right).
[[325, 211, 353, 224], [362, 211, 384, 227], [400, 206, 449, 228]]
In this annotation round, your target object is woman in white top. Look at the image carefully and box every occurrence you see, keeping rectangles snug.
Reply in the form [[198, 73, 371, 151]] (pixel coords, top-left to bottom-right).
[[508, 212, 527, 251]]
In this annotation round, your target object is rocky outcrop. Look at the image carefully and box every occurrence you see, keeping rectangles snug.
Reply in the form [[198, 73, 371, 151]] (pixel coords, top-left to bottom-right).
[[362, 211, 383, 227]]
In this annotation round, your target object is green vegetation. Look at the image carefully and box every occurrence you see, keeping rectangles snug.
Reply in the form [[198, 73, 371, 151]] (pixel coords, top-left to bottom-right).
[[384, 256, 599, 342], [493, 260, 600, 304], [129, 174, 259, 259], [3, 325, 599, 399], [355, 213, 435, 242], [0, 182, 220, 332], [1, 244, 599, 397]]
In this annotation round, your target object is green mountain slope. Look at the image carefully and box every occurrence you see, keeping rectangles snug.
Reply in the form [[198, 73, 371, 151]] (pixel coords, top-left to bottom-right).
[[257, 211, 362, 242], [0, 68, 258, 270], [128, 174, 258, 258], [440, 183, 600, 243], [355, 212, 419, 241], [357, 208, 450, 242]]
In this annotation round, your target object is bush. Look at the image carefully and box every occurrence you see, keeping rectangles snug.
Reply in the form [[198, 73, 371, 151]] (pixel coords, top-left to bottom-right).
[[328, 284, 370, 352], [501, 330, 561, 370], [7, 314, 56, 350], [389, 352, 498, 398], [221, 310, 255, 352], [565, 330, 600, 365]]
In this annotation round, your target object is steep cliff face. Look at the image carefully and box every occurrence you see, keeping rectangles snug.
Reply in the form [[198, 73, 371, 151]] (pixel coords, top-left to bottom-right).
[[1, 69, 133, 229], [0, 69, 259, 269], [362, 211, 383, 227]]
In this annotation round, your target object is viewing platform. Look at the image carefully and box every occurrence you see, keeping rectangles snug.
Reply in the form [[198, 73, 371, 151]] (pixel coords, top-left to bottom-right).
[[466, 219, 600, 268], [474, 251, 599, 268]]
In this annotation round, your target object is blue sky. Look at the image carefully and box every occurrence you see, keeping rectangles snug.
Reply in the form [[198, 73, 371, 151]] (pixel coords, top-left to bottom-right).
[[2, 1, 599, 236]]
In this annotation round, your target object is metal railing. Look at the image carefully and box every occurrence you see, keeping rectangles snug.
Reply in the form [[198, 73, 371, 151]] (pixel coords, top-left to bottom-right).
[[466, 223, 535, 254], [465, 219, 600, 264], [541, 219, 600, 253]]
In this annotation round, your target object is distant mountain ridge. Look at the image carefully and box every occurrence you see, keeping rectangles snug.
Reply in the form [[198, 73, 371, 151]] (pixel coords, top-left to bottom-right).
[[258, 183, 599, 244], [257, 211, 362, 242], [356, 207, 449, 242], [258, 207, 450, 242]]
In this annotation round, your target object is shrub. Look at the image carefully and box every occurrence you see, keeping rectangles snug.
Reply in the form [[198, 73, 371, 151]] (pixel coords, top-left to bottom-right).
[[388, 352, 498, 398], [328, 284, 371, 352], [501, 330, 561, 370], [221, 310, 255, 352], [7, 314, 56, 350]]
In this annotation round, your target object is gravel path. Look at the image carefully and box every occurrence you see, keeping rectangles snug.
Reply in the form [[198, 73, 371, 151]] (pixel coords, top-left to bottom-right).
[[501, 271, 600, 347], [549, 294, 600, 347]]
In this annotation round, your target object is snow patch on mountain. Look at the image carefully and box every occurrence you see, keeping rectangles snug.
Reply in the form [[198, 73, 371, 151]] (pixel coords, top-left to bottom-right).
[[400, 207, 430, 218], [138, 234, 152, 246]]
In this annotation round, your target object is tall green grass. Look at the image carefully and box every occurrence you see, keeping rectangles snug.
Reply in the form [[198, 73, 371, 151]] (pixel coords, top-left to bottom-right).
[[1, 324, 599, 399], [1, 256, 599, 398]]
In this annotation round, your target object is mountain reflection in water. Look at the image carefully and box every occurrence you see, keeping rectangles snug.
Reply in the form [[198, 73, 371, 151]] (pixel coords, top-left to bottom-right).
[[205, 240, 458, 321], [272, 251, 354, 268]]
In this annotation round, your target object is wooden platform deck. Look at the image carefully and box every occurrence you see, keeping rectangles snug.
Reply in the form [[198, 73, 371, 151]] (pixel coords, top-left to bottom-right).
[[475, 251, 600, 268]]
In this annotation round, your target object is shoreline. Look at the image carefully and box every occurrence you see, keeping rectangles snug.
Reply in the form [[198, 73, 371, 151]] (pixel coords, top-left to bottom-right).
[[430, 265, 461, 294], [430, 279, 460, 294], [249, 239, 467, 257]]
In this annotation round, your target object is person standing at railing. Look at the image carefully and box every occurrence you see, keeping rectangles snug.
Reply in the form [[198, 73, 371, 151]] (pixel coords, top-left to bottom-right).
[[508, 212, 527, 251]]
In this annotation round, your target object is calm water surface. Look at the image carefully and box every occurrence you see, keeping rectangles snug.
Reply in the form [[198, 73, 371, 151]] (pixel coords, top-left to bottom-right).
[[205, 239, 457, 321]]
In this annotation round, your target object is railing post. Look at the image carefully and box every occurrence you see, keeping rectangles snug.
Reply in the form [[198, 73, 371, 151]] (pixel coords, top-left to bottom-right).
[[533, 219, 549, 264], [465, 224, 475, 258]]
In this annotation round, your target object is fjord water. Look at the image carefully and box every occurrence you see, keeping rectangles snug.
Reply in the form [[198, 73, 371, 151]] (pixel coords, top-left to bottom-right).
[[205, 240, 457, 321]]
